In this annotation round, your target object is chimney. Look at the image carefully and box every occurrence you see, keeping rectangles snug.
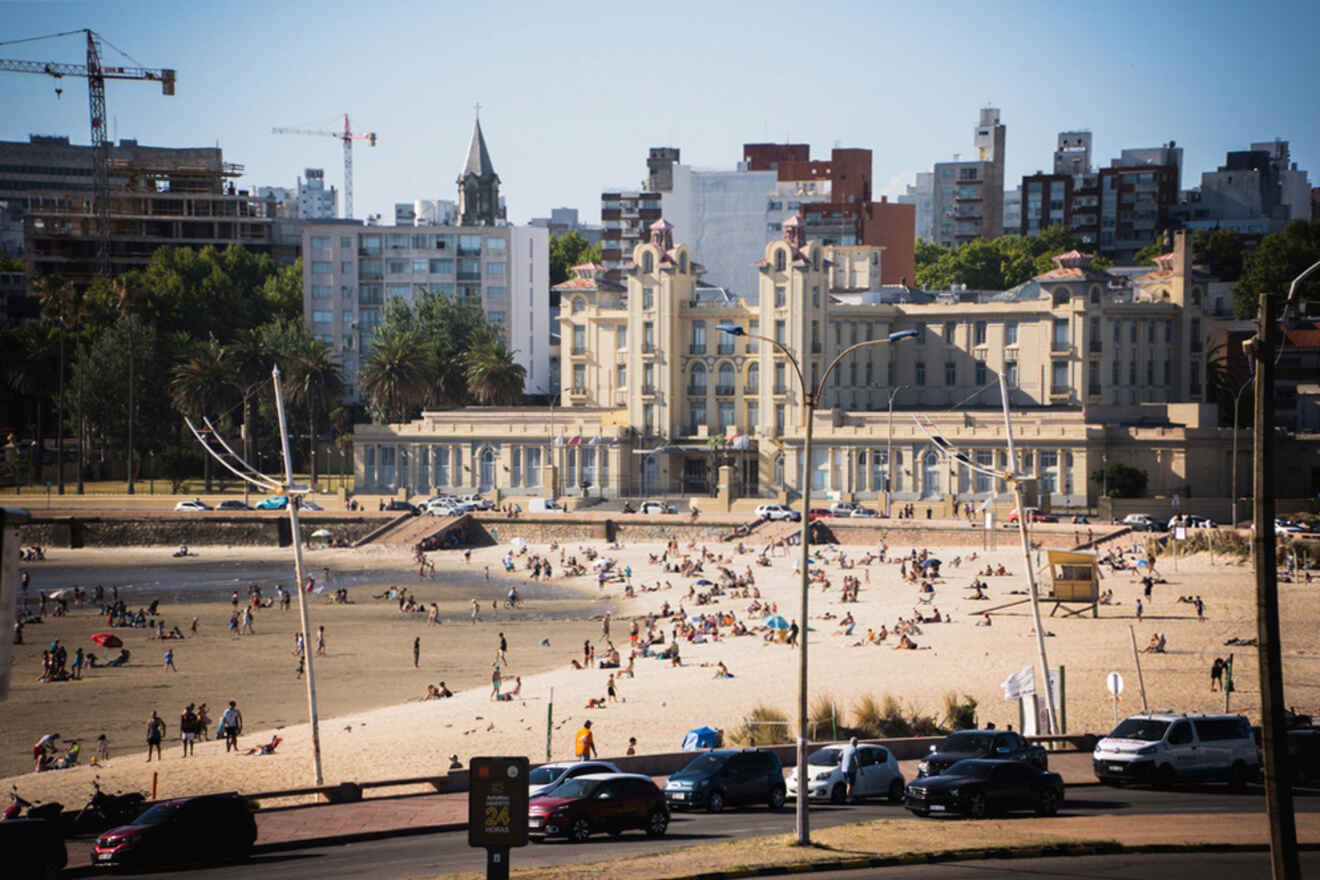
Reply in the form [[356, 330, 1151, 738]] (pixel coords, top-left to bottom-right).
[[1173, 229, 1190, 278]]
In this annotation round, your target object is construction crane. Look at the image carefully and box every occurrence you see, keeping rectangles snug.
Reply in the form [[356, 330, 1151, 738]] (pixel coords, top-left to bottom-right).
[[0, 28, 175, 275], [272, 115, 376, 219]]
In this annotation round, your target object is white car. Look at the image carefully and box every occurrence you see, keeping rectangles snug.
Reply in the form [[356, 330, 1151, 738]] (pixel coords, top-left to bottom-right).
[[174, 499, 210, 512], [461, 494, 494, 511], [426, 501, 462, 516], [786, 743, 906, 804], [850, 507, 880, 518], [754, 503, 796, 521], [1168, 514, 1215, 531], [528, 760, 622, 798], [1275, 519, 1308, 535], [639, 500, 674, 515], [1093, 712, 1260, 788], [828, 502, 858, 517]]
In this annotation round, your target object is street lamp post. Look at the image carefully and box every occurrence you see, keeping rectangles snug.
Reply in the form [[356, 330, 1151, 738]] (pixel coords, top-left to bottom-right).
[[716, 322, 916, 846], [1231, 377, 1253, 528], [885, 385, 909, 518]]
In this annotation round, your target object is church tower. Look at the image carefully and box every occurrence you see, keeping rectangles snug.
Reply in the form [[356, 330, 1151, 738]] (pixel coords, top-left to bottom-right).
[[457, 109, 501, 226]]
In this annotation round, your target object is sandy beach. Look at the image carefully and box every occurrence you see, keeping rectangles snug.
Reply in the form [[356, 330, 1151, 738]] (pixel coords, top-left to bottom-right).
[[3, 529, 1317, 810]]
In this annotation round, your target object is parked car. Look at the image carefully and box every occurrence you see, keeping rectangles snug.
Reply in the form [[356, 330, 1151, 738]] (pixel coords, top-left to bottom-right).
[[255, 495, 288, 510], [0, 817, 66, 878], [173, 499, 210, 512], [1275, 519, 1308, 535], [663, 748, 786, 813], [1009, 507, 1057, 523], [425, 501, 462, 516], [807, 508, 833, 521], [91, 793, 256, 869], [849, 507, 880, 518], [754, 503, 798, 521], [916, 729, 1047, 778], [905, 759, 1064, 818], [300, 499, 324, 511], [384, 499, 419, 515], [528, 498, 566, 514], [528, 773, 668, 842], [828, 501, 858, 517], [215, 500, 250, 511], [528, 760, 621, 797], [1092, 712, 1260, 789], [460, 494, 493, 511], [1122, 513, 1165, 532], [639, 500, 673, 515], [786, 743, 905, 803]]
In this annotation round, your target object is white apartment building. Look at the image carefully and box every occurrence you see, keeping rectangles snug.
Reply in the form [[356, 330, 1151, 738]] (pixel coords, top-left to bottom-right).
[[297, 168, 338, 219], [900, 171, 935, 242], [302, 223, 550, 402]]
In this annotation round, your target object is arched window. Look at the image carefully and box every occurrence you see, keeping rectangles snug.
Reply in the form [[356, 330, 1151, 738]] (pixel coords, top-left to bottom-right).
[[642, 250, 654, 273], [690, 362, 707, 393], [571, 297, 585, 313], [717, 362, 735, 394], [774, 248, 787, 271], [479, 447, 496, 492], [679, 252, 688, 273], [746, 362, 760, 392]]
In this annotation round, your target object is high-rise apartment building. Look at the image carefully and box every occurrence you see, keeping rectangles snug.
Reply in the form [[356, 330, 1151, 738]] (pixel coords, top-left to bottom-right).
[[297, 168, 338, 219], [900, 171, 935, 243], [1178, 139, 1311, 239], [599, 190, 662, 282], [928, 108, 1006, 247]]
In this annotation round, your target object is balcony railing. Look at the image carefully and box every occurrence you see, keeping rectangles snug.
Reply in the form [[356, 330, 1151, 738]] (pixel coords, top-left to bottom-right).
[[689, 344, 707, 354], [1089, 341, 1103, 353], [717, 344, 736, 355], [642, 342, 655, 354], [641, 384, 657, 395], [1050, 384, 1071, 396], [571, 346, 586, 355], [745, 384, 760, 394], [569, 385, 588, 395], [715, 385, 735, 396]]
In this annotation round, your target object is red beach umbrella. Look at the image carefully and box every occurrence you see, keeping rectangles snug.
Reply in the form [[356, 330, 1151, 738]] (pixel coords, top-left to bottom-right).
[[91, 633, 123, 648]]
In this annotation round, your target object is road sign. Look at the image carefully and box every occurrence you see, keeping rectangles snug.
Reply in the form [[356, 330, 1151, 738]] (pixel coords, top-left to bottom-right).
[[1106, 671, 1124, 697]]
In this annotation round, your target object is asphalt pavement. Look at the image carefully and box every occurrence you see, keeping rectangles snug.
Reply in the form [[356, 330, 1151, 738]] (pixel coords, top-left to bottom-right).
[[93, 784, 1320, 880], [801, 850, 1320, 879]]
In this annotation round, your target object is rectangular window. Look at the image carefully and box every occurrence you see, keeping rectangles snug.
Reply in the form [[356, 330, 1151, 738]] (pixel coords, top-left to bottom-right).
[[435, 447, 449, 485], [616, 325, 627, 349], [975, 360, 987, 385], [774, 320, 786, 344], [746, 401, 758, 430], [775, 404, 786, 435], [774, 362, 787, 393], [974, 321, 987, 345], [642, 287, 654, 309], [511, 447, 521, 487], [748, 319, 759, 352], [413, 258, 429, 274], [565, 448, 575, 486], [359, 258, 383, 280], [775, 285, 787, 308], [1190, 318, 1201, 352], [1112, 359, 1120, 385], [1052, 361, 1068, 390], [458, 258, 481, 280], [379, 446, 397, 487], [340, 236, 353, 249], [616, 363, 626, 388], [1053, 318, 1069, 348], [312, 285, 332, 299], [485, 286, 507, 300], [310, 235, 331, 249], [572, 326, 585, 354], [365, 446, 375, 486], [1163, 359, 1170, 385], [573, 363, 586, 390], [643, 322, 654, 350], [944, 361, 956, 386], [1004, 321, 1018, 345], [458, 235, 483, 255], [1113, 320, 1121, 344], [1164, 319, 1172, 343], [643, 363, 654, 390], [718, 401, 735, 430], [690, 321, 706, 354], [312, 310, 333, 323], [975, 450, 993, 493], [386, 259, 408, 275], [580, 447, 596, 486], [915, 361, 926, 386], [485, 261, 506, 276], [360, 234, 382, 255], [1129, 321, 1137, 343], [386, 283, 411, 300], [689, 400, 707, 431], [525, 447, 541, 487], [485, 237, 507, 251], [915, 324, 926, 345], [1004, 360, 1018, 388], [453, 448, 461, 485], [944, 321, 956, 342], [341, 261, 352, 274], [387, 233, 410, 250], [1129, 360, 1137, 385], [1147, 320, 1155, 343], [1089, 361, 1102, 394], [429, 258, 454, 274], [312, 260, 332, 274], [1146, 360, 1154, 385], [486, 311, 506, 325]]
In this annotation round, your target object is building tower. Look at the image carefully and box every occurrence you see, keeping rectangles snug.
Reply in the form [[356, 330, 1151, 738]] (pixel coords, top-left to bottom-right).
[[974, 107, 1006, 239], [457, 110, 501, 226]]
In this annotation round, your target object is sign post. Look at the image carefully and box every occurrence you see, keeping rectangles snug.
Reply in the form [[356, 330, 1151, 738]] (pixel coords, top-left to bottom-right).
[[468, 756, 529, 880], [1105, 671, 1124, 726]]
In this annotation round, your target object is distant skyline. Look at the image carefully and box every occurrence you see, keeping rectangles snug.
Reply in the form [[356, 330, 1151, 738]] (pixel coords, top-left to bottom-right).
[[2, 0, 1316, 229]]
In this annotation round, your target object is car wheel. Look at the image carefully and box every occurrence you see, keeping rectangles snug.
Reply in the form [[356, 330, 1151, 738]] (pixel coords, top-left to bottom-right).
[[908, 808, 929, 817], [646, 809, 669, 837], [1229, 762, 1248, 792], [706, 790, 725, 813], [829, 783, 846, 805], [888, 779, 905, 803], [768, 786, 786, 810], [965, 792, 988, 819], [1036, 789, 1059, 817], [1155, 764, 1177, 789], [570, 818, 591, 842]]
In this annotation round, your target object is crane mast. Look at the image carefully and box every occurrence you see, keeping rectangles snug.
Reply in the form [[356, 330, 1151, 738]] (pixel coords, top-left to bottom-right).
[[272, 114, 376, 219]]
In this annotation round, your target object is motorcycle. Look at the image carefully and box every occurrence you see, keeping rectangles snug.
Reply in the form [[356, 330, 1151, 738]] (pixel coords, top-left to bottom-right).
[[74, 777, 145, 833], [4, 786, 63, 822]]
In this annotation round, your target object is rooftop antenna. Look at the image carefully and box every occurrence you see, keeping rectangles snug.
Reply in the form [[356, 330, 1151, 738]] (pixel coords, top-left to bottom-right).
[[911, 373, 1060, 736], [184, 365, 325, 785]]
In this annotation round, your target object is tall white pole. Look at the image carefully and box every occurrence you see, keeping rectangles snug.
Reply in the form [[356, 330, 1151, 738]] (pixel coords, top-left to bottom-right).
[[998, 374, 1059, 735], [272, 366, 325, 785], [795, 398, 814, 845]]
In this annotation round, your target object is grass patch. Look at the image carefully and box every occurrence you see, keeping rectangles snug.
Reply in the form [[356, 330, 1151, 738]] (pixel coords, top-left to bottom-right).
[[942, 692, 978, 730], [809, 692, 843, 740], [728, 703, 791, 747]]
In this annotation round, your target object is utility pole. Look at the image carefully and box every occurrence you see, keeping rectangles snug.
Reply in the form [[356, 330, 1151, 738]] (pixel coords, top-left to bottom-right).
[[1251, 290, 1299, 880]]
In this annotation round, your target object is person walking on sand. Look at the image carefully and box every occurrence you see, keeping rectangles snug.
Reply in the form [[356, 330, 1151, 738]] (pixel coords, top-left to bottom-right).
[[602, 612, 611, 640], [471, 598, 480, 624], [490, 664, 502, 700], [413, 636, 421, 668], [496, 632, 508, 665], [145, 712, 166, 762], [316, 625, 326, 656], [606, 673, 619, 702], [1211, 657, 1225, 691], [1135, 598, 1143, 622], [163, 649, 177, 672], [179, 704, 199, 757], [220, 701, 242, 752], [1195, 595, 1205, 621], [575, 719, 597, 760]]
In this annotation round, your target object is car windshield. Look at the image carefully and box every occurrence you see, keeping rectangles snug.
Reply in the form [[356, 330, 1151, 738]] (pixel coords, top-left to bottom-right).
[[548, 778, 600, 799], [682, 753, 729, 774], [1110, 718, 1170, 741], [529, 766, 565, 785], [943, 760, 995, 780], [940, 732, 993, 753], [808, 748, 842, 766], [131, 804, 180, 825]]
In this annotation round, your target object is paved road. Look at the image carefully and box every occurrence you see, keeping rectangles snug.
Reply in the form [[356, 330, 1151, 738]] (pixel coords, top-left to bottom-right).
[[96, 785, 1320, 880], [804, 850, 1320, 879]]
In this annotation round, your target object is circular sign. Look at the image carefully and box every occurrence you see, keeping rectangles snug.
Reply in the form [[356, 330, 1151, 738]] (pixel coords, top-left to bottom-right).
[[506, 765, 519, 778], [1106, 671, 1124, 696]]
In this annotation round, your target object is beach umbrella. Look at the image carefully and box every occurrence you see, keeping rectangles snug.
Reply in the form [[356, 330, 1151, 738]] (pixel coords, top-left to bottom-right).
[[763, 615, 790, 630], [694, 578, 714, 586], [310, 528, 333, 539], [91, 633, 123, 648], [47, 589, 71, 599], [920, 558, 942, 569]]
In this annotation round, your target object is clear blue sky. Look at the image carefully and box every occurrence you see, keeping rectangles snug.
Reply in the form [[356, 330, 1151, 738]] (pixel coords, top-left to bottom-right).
[[3, 0, 1316, 227]]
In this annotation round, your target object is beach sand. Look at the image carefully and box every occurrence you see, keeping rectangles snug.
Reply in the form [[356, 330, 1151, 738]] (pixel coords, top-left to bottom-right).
[[3, 533, 1316, 809]]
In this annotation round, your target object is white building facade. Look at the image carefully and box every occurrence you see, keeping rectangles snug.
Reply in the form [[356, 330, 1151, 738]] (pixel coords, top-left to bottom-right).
[[297, 168, 338, 219]]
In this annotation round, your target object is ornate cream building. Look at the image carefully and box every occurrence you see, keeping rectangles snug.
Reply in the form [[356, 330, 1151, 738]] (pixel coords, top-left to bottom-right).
[[353, 219, 1319, 512]]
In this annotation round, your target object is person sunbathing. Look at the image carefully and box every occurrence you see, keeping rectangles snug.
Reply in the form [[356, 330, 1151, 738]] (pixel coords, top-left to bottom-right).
[[245, 735, 282, 756], [976, 613, 992, 627], [895, 634, 918, 650]]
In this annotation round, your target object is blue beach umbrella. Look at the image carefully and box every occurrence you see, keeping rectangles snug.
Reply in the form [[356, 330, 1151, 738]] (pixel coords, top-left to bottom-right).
[[763, 615, 790, 630]]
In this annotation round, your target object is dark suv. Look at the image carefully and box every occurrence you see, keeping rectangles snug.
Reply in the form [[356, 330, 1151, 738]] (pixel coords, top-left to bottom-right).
[[92, 793, 256, 869], [917, 730, 1047, 778], [663, 749, 786, 812]]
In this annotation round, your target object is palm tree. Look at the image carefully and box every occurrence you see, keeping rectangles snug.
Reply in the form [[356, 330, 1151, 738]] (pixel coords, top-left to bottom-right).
[[114, 276, 148, 494], [170, 336, 228, 490], [289, 335, 344, 488], [360, 326, 427, 423], [464, 336, 526, 406]]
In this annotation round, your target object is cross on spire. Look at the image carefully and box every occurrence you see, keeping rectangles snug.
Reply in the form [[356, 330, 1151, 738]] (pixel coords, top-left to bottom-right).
[[474, 101, 481, 120]]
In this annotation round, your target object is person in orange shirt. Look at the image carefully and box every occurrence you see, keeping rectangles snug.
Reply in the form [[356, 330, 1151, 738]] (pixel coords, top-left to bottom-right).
[[574, 719, 597, 760]]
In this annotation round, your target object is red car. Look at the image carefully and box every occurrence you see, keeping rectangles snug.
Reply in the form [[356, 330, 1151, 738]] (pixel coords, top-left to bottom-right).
[[1008, 507, 1057, 523], [92, 793, 256, 869], [528, 772, 669, 842], [807, 508, 833, 521]]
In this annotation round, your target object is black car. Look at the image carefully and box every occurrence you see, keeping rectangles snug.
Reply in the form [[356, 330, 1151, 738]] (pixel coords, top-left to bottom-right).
[[905, 759, 1064, 818], [1288, 728, 1320, 785], [916, 729, 1048, 777], [91, 793, 256, 869], [0, 817, 67, 879], [217, 500, 252, 511], [384, 500, 420, 515], [663, 749, 786, 812]]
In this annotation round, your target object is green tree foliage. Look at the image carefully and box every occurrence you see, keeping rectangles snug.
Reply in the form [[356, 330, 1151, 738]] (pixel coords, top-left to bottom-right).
[[465, 336, 527, 406], [359, 323, 426, 424], [1234, 220, 1320, 318], [1194, 229, 1245, 282], [549, 230, 602, 286], [1091, 462, 1149, 498], [912, 227, 1095, 291]]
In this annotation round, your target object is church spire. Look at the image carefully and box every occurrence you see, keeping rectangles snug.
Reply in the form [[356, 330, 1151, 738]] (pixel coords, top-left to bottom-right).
[[458, 106, 501, 226]]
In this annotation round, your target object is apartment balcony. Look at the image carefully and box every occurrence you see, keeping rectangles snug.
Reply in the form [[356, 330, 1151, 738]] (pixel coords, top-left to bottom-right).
[[810, 341, 822, 354], [642, 342, 656, 355], [1049, 385, 1072, 398], [744, 384, 760, 395], [641, 384, 657, 396], [686, 386, 707, 396], [570, 346, 587, 357], [773, 386, 789, 396], [1089, 341, 1103, 354], [614, 390, 628, 406], [689, 344, 707, 355], [715, 385, 735, 397], [716, 344, 736, 355], [1050, 342, 1073, 356], [569, 385, 589, 398]]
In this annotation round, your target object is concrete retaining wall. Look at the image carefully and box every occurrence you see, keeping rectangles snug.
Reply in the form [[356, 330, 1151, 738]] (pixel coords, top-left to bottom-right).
[[19, 515, 381, 548]]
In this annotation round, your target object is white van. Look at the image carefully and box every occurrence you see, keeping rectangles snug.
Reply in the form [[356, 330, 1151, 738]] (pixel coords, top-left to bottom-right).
[[1092, 712, 1259, 788], [528, 498, 565, 513]]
